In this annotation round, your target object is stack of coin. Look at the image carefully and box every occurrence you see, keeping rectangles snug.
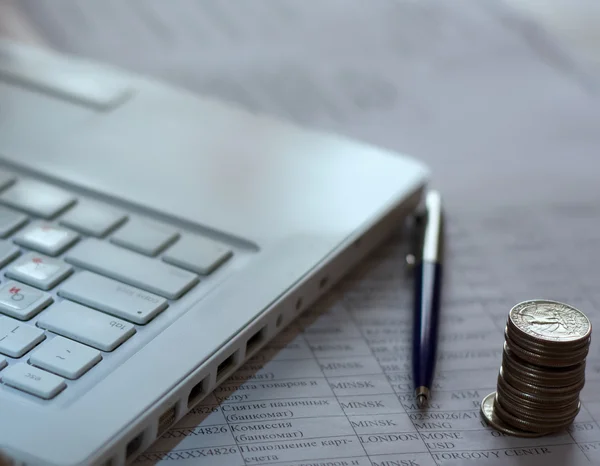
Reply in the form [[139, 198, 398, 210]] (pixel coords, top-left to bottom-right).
[[481, 299, 592, 437]]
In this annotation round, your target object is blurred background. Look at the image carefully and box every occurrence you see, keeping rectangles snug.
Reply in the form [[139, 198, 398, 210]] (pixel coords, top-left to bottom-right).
[[2, 2, 600, 464], [2, 0, 596, 73], [2, 0, 599, 213]]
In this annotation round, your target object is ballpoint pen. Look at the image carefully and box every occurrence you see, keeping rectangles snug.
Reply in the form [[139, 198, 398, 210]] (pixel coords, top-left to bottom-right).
[[410, 190, 444, 409]]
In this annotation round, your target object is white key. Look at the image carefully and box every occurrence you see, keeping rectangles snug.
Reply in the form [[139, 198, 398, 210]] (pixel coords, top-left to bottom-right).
[[14, 221, 79, 256], [0, 357, 6, 371], [65, 239, 199, 299], [59, 202, 127, 237], [0, 52, 133, 110], [37, 300, 136, 351], [0, 205, 28, 237], [1, 362, 66, 399], [59, 271, 168, 325], [5, 253, 73, 290], [110, 219, 179, 256], [0, 239, 20, 268], [0, 316, 45, 357], [163, 235, 233, 275], [0, 172, 16, 191], [0, 281, 53, 320], [0, 179, 76, 218], [30, 336, 102, 379]]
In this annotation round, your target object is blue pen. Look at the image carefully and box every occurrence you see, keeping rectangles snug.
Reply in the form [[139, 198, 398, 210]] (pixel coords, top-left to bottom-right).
[[411, 190, 444, 409]]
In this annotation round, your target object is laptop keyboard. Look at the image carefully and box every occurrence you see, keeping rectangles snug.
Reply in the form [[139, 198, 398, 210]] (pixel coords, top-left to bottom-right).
[[0, 171, 235, 401]]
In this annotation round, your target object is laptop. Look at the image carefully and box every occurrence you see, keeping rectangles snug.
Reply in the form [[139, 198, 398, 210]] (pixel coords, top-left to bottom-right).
[[0, 40, 428, 466]]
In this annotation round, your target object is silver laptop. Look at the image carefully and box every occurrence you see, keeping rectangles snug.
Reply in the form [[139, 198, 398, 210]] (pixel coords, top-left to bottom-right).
[[0, 40, 428, 466]]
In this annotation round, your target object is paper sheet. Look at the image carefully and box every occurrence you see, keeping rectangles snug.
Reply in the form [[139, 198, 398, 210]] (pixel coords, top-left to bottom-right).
[[6, 1, 600, 465]]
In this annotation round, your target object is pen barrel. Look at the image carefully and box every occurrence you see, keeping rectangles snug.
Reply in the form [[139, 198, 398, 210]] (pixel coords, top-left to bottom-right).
[[412, 261, 443, 392]]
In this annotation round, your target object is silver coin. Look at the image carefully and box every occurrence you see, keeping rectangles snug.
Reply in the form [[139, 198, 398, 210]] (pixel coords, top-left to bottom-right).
[[508, 300, 591, 345], [502, 358, 585, 388], [505, 337, 587, 368], [494, 393, 578, 433], [496, 384, 579, 415], [496, 379, 581, 418], [506, 335, 591, 363], [502, 344, 586, 386], [499, 366, 585, 397], [480, 392, 547, 438], [497, 369, 580, 405], [505, 326, 590, 356], [501, 367, 585, 398], [496, 391, 579, 424]]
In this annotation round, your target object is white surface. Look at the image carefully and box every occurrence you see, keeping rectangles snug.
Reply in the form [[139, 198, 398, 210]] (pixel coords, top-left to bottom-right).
[[3, 0, 600, 465]]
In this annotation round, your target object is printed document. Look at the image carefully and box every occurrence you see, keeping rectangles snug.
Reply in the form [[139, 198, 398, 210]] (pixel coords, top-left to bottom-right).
[[4, 0, 600, 464]]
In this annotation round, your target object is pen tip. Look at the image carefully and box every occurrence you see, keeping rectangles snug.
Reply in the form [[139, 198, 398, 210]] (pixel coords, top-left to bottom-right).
[[416, 394, 427, 409]]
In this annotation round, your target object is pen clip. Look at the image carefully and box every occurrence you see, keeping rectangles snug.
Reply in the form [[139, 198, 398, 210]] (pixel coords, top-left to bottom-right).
[[405, 208, 426, 270]]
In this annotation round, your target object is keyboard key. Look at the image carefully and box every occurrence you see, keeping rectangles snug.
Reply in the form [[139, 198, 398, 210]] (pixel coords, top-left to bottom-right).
[[0, 179, 76, 218], [14, 221, 79, 256], [1, 362, 66, 399], [0, 172, 16, 191], [0, 316, 45, 357], [30, 336, 102, 379], [0, 239, 20, 268], [0, 357, 6, 371], [0, 205, 28, 237], [59, 202, 127, 237], [163, 235, 233, 275], [5, 252, 73, 290], [59, 271, 167, 325], [65, 239, 199, 299], [0, 281, 53, 320], [37, 300, 136, 352], [110, 219, 179, 256], [0, 51, 133, 110]]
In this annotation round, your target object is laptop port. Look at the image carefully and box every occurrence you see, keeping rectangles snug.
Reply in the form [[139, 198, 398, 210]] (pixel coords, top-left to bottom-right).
[[187, 376, 207, 408], [126, 432, 144, 459], [157, 403, 177, 436], [246, 327, 266, 353], [217, 352, 236, 381]]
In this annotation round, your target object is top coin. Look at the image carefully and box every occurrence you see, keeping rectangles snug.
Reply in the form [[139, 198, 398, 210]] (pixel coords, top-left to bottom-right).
[[509, 300, 591, 344]]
